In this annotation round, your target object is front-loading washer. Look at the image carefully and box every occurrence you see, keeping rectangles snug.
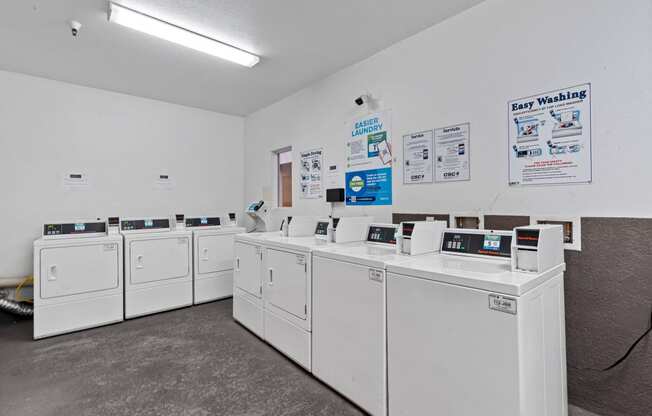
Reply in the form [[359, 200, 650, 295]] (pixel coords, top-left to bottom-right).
[[33, 218, 123, 339], [121, 217, 193, 318], [185, 216, 245, 304]]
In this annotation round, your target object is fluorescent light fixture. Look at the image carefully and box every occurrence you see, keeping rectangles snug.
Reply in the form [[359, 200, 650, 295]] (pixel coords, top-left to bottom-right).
[[108, 2, 260, 67]]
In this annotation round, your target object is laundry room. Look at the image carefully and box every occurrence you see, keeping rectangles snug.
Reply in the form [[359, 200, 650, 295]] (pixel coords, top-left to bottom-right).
[[0, 1, 650, 416]]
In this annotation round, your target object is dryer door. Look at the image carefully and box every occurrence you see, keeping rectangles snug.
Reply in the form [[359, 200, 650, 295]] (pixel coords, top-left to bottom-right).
[[129, 237, 190, 284], [39, 243, 120, 299], [197, 234, 235, 275], [234, 242, 262, 298], [265, 248, 308, 320]]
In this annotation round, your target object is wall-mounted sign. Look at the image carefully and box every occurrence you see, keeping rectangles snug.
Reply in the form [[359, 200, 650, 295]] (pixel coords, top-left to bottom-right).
[[435, 123, 470, 182], [299, 148, 323, 199], [508, 83, 592, 185], [345, 110, 393, 206], [62, 172, 90, 191], [403, 130, 433, 184]]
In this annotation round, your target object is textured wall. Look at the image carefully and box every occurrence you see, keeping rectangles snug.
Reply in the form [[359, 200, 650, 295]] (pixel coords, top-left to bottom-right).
[[565, 218, 652, 416], [392, 213, 652, 416]]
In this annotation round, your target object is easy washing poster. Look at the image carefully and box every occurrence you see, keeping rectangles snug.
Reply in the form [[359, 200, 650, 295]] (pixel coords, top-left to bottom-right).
[[508, 83, 592, 185], [345, 110, 392, 205]]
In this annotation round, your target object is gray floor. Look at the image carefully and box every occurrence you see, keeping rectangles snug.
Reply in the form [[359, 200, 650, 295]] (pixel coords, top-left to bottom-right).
[[0, 299, 600, 416]]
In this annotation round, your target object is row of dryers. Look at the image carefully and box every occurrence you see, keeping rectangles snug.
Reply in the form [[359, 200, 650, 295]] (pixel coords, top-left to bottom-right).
[[232, 216, 568, 416], [33, 215, 244, 339]]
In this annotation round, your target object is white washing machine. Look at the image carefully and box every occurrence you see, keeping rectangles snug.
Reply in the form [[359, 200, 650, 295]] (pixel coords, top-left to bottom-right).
[[384, 225, 567, 416], [233, 231, 282, 337], [185, 216, 245, 304], [121, 217, 193, 319], [33, 218, 123, 339], [311, 223, 410, 416]]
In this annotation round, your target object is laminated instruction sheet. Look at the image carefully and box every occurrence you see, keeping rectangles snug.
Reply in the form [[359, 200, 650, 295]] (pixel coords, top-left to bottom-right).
[[403, 130, 434, 184], [299, 148, 323, 199], [508, 84, 592, 185], [434, 123, 470, 182]]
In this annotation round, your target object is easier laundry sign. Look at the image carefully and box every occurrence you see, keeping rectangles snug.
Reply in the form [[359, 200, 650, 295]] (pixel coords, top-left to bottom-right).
[[345, 110, 392, 205], [508, 84, 592, 185]]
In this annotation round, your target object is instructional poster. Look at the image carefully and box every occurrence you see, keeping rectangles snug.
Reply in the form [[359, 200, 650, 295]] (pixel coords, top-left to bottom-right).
[[435, 123, 470, 182], [299, 148, 323, 199], [345, 110, 392, 206], [403, 130, 433, 184], [508, 83, 592, 185]]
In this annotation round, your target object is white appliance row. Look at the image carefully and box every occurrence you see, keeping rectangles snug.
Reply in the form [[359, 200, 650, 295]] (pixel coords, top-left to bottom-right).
[[33, 215, 244, 339], [234, 219, 569, 416], [232, 216, 374, 370]]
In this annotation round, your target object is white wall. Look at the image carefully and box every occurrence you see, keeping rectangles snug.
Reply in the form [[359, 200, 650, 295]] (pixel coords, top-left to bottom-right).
[[0, 70, 244, 282], [244, 0, 652, 223]]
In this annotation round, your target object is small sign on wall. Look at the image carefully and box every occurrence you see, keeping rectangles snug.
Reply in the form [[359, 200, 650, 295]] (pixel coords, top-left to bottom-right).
[[403, 130, 434, 184], [434, 123, 470, 182], [154, 173, 174, 190], [62, 172, 90, 191]]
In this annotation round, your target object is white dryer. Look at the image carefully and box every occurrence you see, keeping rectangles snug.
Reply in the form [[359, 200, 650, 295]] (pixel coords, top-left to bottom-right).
[[311, 223, 407, 416], [384, 225, 567, 416], [233, 231, 282, 337], [33, 218, 123, 339], [121, 218, 193, 318], [185, 216, 245, 304]]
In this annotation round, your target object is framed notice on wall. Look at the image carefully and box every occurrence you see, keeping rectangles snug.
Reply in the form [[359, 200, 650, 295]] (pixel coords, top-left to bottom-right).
[[508, 83, 592, 186], [403, 130, 434, 184]]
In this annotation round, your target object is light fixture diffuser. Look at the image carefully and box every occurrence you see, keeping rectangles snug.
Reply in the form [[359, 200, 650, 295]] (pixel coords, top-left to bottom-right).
[[108, 2, 260, 68]]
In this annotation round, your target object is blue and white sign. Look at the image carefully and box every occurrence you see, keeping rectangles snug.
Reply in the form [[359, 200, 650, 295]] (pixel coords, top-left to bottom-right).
[[345, 110, 392, 206], [345, 168, 392, 206]]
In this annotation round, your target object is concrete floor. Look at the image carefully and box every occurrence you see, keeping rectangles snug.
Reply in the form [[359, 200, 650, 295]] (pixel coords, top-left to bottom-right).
[[0, 299, 600, 416]]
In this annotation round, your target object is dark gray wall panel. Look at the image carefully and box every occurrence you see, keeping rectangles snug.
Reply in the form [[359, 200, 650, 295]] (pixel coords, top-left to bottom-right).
[[484, 215, 530, 230], [565, 218, 652, 416], [392, 213, 450, 226]]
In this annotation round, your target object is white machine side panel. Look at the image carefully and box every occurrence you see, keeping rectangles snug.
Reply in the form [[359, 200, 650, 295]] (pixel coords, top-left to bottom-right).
[[387, 273, 520, 416], [129, 237, 190, 284], [519, 275, 568, 416], [265, 248, 308, 321], [312, 256, 386, 416], [39, 243, 120, 299], [197, 234, 235, 275], [234, 242, 262, 298]]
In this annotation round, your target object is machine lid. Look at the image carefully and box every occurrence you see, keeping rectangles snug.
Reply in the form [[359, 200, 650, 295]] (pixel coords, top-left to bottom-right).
[[185, 216, 221, 228], [313, 241, 410, 269], [386, 255, 565, 296], [43, 221, 106, 238], [264, 235, 329, 252]]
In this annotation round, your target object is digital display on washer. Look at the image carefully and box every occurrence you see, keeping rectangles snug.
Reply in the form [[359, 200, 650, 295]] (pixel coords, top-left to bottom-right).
[[121, 219, 169, 231], [44, 222, 106, 236], [315, 221, 329, 236], [367, 226, 396, 244], [401, 222, 415, 238], [441, 232, 512, 258], [185, 217, 220, 227], [483, 235, 501, 251]]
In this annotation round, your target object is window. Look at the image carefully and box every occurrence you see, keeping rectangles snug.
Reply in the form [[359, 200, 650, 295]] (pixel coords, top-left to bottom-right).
[[276, 148, 292, 207]]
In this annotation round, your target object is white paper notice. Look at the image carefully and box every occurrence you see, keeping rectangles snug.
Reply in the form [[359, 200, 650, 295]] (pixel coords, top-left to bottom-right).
[[403, 130, 433, 184], [435, 123, 470, 182], [299, 148, 323, 199], [508, 83, 592, 185]]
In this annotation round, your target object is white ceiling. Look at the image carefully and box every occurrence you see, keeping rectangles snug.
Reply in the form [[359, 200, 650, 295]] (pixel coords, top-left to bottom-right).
[[0, 0, 485, 115]]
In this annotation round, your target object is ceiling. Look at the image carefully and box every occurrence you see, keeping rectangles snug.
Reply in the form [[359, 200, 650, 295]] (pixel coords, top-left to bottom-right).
[[0, 0, 485, 116]]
